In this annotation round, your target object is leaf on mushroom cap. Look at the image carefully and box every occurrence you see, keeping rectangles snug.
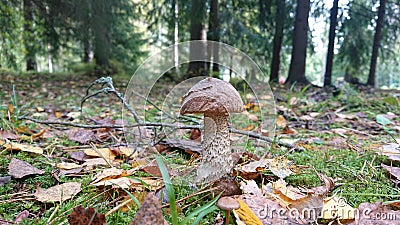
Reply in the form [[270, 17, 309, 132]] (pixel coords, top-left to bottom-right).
[[180, 77, 244, 115]]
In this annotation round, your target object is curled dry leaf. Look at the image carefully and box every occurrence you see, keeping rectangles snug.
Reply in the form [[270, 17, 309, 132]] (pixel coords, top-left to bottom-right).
[[14, 210, 30, 223], [35, 182, 81, 203], [8, 158, 45, 178], [68, 206, 107, 225], [56, 162, 82, 170], [91, 167, 133, 184]]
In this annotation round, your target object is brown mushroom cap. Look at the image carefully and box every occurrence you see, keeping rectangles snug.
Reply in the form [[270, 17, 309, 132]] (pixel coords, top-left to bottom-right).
[[180, 77, 244, 115], [216, 197, 240, 210]]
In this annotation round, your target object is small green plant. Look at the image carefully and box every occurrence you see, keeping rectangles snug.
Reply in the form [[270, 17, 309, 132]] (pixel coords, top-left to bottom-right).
[[154, 154, 222, 225]]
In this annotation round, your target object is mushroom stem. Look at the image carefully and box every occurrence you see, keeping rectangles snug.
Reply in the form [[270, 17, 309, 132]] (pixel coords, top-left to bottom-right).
[[224, 210, 231, 225], [196, 112, 233, 182]]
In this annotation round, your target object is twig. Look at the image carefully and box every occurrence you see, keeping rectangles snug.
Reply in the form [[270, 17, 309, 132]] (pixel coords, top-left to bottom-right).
[[229, 128, 305, 151]]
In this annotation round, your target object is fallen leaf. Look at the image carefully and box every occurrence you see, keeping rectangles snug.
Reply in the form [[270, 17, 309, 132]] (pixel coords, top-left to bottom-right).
[[68, 206, 107, 225], [240, 180, 262, 196], [276, 115, 287, 128], [8, 158, 45, 178], [69, 151, 87, 162], [84, 148, 116, 160], [8, 104, 14, 114], [0, 176, 11, 186], [67, 128, 94, 144], [129, 193, 168, 225], [35, 182, 81, 202], [3, 142, 43, 154], [376, 143, 400, 161], [248, 114, 259, 121], [14, 210, 30, 223], [56, 162, 82, 170], [381, 164, 400, 180], [268, 156, 294, 178], [92, 167, 133, 184], [0, 130, 19, 140], [163, 139, 202, 154], [83, 158, 109, 168]]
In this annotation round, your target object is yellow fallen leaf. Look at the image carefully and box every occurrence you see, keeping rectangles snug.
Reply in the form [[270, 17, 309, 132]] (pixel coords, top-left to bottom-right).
[[35, 182, 81, 202], [84, 148, 116, 160], [56, 162, 82, 170], [92, 167, 132, 184], [276, 115, 287, 128], [2, 142, 43, 154], [234, 198, 263, 225], [8, 104, 14, 114], [55, 111, 62, 118], [36, 107, 45, 112], [31, 129, 46, 139]]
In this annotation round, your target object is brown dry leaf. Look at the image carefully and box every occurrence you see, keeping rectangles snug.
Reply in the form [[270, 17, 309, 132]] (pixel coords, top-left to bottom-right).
[[276, 115, 287, 128], [129, 193, 168, 225], [14, 210, 30, 223], [92, 167, 133, 184], [35, 182, 81, 202], [58, 167, 83, 177], [84, 148, 116, 160], [31, 129, 46, 139], [2, 142, 43, 154], [8, 104, 14, 114], [0, 176, 11, 186], [83, 158, 109, 168], [67, 128, 94, 144], [68, 206, 107, 225], [92, 177, 136, 189], [56, 162, 82, 170], [271, 179, 306, 202], [282, 126, 298, 135], [164, 139, 202, 154], [381, 164, 400, 180], [69, 151, 87, 162], [109, 146, 135, 158], [321, 196, 356, 220], [8, 158, 45, 178], [376, 143, 400, 161], [0, 130, 19, 140], [347, 202, 400, 224]]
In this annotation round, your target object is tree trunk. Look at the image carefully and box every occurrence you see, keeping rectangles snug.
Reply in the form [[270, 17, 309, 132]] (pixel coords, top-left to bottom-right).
[[92, 0, 111, 69], [286, 0, 310, 84], [186, 0, 207, 79], [23, 0, 37, 71], [207, 0, 220, 74], [172, 0, 179, 75], [324, 0, 339, 87], [269, 0, 285, 82], [367, 0, 386, 87]]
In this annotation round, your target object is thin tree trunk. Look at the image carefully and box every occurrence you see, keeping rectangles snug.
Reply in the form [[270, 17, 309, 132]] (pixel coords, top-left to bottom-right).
[[172, 0, 179, 75], [367, 0, 386, 87], [270, 0, 285, 82], [208, 0, 219, 74], [186, 0, 207, 79], [23, 0, 37, 71], [286, 0, 310, 84], [92, 0, 110, 69], [324, 0, 339, 87]]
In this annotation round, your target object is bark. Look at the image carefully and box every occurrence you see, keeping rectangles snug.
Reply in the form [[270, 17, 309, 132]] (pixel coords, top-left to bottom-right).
[[207, 0, 220, 74], [286, 0, 311, 84], [270, 0, 285, 82], [92, 0, 111, 69], [186, 0, 207, 79], [23, 0, 37, 71], [324, 0, 339, 87], [367, 0, 386, 87]]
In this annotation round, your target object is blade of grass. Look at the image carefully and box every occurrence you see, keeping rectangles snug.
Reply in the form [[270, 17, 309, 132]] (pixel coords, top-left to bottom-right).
[[190, 205, 218, 225], [155, 154, 179, 225], [181, 192, 222, 224]]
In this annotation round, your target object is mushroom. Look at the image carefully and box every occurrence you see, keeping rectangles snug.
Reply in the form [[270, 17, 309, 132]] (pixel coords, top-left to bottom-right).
[[180, 77, 244, 182], [216, 196, 240, 225]]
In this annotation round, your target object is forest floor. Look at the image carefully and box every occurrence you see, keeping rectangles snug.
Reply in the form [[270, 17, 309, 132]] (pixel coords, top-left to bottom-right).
[[0, 72, 400, 225]]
